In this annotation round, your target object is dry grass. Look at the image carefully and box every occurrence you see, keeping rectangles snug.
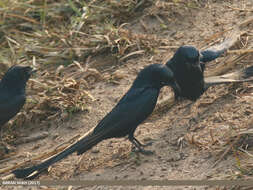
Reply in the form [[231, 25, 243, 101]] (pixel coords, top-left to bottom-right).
[[0, 0, 198, 128], [0, 1, 153, 128]]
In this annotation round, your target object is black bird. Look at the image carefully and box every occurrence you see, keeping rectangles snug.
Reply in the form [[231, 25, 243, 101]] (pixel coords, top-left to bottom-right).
[[12, 64, 180, 179], [166, 45, 205, 101], [166, 43, 253, 101], [0, 65, 35, 152], [166, 39, 232, 101], [0, 65, 35, 128]]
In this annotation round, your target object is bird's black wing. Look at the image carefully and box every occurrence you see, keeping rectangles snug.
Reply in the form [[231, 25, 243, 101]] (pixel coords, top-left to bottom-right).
[[200, 36, 237, 63], [13, 87, 158, 179], [78, 86, 159, 152], [0, 93, 25, 126]]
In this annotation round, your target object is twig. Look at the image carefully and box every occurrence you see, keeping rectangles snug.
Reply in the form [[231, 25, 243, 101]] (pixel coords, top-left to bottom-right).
[[205, 53, 250, 77], [226, 5, 253, 12], [200, 28, 233, 48], [211, 135, 240, 168], [140, 19, 148, 32], [158, 46, 179, 50], [13, 132, 49, 145], [227, 49, 253, 54], [239, 16, 253, 29], [1, 173, 15, 180], [119, 50, 145, 62], [54, 134, 80, 150], [238, 147, 253, 158], [4, 13, 40, 25]]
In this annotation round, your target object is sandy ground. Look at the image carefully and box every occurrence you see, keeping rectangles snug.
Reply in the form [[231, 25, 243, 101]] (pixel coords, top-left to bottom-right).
[[1, 0, 253, 190]]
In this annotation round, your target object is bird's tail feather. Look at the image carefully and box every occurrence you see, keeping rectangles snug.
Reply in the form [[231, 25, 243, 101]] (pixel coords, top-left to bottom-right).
[[200, 30, 239, 63], [204, 65, 253, 88], [12, 127, 104, 179]]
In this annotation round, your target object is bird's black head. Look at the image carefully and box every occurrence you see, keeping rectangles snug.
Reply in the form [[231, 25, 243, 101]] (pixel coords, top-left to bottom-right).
[[169, 45, 203, 72], [1, 65, 35, 91], [133, 64, 180, 91]]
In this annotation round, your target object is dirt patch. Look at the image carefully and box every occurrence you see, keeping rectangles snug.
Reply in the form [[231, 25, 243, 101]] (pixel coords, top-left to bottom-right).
[[1, 0, 253, 190]]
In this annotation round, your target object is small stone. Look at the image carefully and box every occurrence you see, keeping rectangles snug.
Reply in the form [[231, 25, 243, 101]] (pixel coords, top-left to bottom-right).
[[91, 149, 100, 154]]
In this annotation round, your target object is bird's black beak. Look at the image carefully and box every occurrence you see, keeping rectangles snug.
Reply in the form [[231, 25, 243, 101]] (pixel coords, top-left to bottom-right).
[[30, 68, 37, 74], [26, 67, 37, 75]]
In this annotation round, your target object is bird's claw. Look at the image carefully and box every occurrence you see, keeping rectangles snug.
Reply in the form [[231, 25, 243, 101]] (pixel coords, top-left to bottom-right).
[[140, 149, 154, 155], [135, 141, 153, 147], [131, 146, 154, 155], [142, 141, 153, 147]]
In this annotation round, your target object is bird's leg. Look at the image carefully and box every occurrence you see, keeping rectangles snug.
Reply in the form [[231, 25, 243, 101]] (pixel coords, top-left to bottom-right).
[[133, 137, 152, 147], [128, 135, 153, 155], [171, 86, 181, 101]]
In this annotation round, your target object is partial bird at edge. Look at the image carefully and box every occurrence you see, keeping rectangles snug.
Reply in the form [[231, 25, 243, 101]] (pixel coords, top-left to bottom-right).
[[204, 65, 253, 88]]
